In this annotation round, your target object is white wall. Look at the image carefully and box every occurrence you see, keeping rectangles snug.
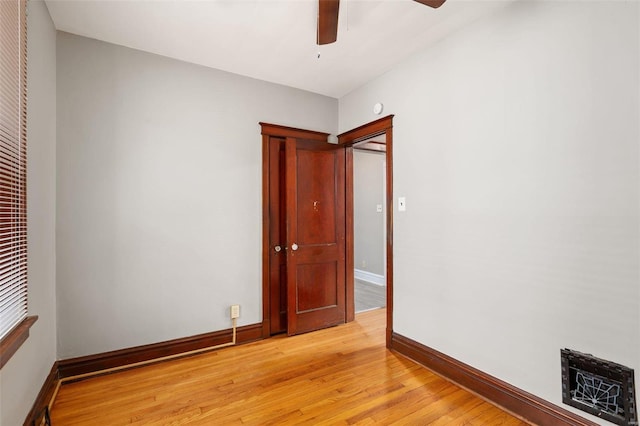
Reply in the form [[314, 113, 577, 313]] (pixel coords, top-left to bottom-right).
[[56, 33, 337, 359], [340, 1, 638, 423], [354, 150, 385, 277], [0, 1, 57, 425]]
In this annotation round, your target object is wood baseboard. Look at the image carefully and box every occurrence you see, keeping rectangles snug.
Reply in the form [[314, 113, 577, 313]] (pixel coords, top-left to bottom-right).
[[390, 332, 598, 426], [23, 361, 59, 426], [25, 323, 262, 424], [58, 322, 263, 379]]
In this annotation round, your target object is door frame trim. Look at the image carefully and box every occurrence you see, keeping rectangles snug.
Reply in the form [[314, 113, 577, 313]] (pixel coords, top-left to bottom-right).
[[338, 115, 394, 347], [260, 123, 331, 337]]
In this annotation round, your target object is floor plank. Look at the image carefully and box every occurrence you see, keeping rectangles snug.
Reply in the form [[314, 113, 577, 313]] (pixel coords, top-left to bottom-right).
[[50, 309, 529, 425]]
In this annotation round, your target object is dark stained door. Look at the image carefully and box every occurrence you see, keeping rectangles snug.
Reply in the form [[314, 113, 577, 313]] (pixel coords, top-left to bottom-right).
[[285, 137, 346, 335]]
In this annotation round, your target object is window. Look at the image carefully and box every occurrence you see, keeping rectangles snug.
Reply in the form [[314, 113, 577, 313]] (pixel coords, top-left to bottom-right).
[[0, 0, 36, 370]]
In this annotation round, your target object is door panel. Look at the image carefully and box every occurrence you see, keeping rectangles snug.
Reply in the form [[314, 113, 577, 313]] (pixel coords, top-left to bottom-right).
[[296, 150, 337, 244], [295, 261, 338, 312], [286, 137, 346, 335]]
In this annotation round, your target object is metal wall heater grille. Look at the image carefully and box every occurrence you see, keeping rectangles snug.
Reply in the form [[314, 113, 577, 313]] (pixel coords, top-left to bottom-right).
[[561, 349, 637, 425]]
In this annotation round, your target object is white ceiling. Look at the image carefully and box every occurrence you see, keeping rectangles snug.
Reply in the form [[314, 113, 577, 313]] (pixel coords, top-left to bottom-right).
[[44, 0, 515, 98]]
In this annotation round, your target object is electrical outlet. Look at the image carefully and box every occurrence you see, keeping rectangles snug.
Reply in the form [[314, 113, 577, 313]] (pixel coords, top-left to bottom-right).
[[230, 305, 240, 319]]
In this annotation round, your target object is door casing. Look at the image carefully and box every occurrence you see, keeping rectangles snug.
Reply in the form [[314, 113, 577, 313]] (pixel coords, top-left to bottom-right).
[[338, 116, 394, 346]]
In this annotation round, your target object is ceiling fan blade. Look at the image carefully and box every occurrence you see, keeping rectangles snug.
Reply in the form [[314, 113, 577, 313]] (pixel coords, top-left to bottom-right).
[[317, 0, 339, 45], [413, 0, 446, 8]]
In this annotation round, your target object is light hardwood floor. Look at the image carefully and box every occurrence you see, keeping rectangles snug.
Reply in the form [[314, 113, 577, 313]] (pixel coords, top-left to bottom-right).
[[51, 309, 529, 425]]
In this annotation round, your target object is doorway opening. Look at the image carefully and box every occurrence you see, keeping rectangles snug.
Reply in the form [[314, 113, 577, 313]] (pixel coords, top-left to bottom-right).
[[352, 136, 387, 314], [339, 115, 394, 347]]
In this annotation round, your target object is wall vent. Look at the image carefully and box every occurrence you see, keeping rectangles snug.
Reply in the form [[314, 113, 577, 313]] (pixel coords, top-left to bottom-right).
[[561, 349, 637, 425]]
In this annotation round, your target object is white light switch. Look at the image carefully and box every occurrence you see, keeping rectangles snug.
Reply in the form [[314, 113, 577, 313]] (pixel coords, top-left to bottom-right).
[[376, 204, 383, 213], [398, 197, 406, 212]]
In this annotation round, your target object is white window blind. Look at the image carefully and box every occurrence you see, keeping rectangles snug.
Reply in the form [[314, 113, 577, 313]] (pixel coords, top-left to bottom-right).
[[0, 0, 28, 342]]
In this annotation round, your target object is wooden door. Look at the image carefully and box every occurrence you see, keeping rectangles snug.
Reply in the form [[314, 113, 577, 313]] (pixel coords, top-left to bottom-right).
[[261, 123, 348, 337], [285, 137, 346, 335]]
